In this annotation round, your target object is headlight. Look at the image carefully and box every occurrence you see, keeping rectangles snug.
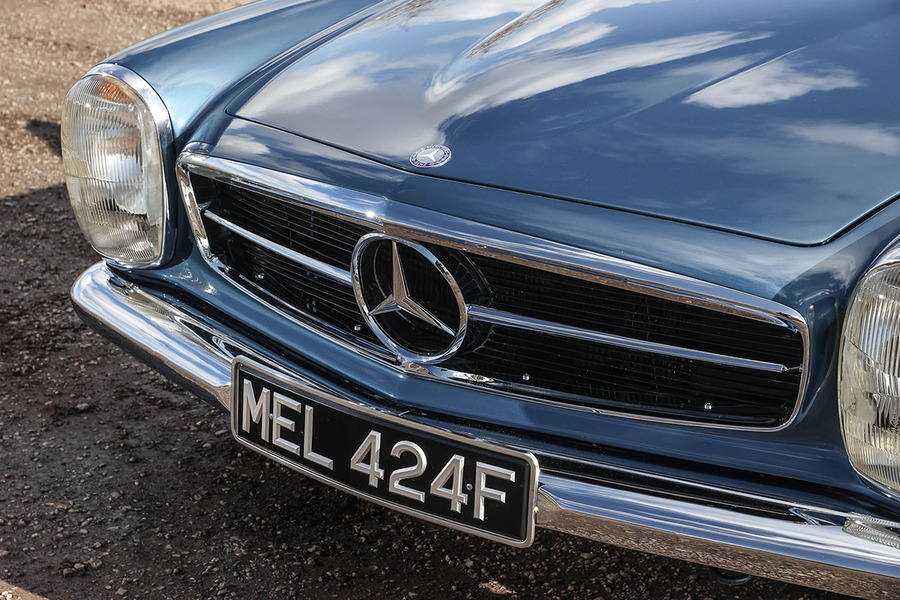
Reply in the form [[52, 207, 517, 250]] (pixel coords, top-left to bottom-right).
[[840, 254, 900, 495], [61, 65, 173, 267]]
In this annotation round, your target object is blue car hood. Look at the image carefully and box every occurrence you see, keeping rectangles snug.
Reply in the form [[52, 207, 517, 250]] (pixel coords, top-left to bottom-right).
[[232, 0, 900, 245]]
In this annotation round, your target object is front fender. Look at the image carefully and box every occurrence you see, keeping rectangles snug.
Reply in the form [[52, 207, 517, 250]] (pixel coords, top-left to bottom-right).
[[104, 0, 387, 142]]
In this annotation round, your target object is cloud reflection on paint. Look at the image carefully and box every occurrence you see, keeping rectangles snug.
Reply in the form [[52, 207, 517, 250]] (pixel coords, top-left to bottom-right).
[[248, 18, 769, 153], [428, 30, 770, 110], [784, 122, 900, 156], [374, 0, 550, 27], [466, 0, 667, 56], [243, 0, 776, 155], [685, 56, 862, 108]]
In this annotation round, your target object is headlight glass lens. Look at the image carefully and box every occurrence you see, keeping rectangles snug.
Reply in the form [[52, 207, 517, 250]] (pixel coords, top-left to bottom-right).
[[62, 73, 167, 265], [840, 263, 900, 494]]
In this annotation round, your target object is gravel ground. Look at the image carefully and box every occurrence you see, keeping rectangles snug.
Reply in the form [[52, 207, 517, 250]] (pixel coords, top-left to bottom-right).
[[0, 1, 860, 599]]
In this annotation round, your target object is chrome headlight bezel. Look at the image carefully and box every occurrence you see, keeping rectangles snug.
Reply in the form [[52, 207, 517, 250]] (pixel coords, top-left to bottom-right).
[[62, 63, 175, 269]]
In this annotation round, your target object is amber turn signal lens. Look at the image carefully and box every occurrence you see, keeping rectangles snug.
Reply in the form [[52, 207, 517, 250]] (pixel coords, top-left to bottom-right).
[[95, 79, 131, 103]]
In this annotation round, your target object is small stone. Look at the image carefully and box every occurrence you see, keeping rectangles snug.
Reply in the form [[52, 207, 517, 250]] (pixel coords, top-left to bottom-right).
[[73, 562, 86, 571], [116, 587, 127, 596], [88, 558, 103, 569], [75, 403, 90, 412], [306, 557, 316, 566]]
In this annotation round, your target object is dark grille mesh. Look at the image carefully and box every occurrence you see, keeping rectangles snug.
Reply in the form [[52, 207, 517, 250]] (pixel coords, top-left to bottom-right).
[[216, 230, 376, 343], [443, 326, 799, 426], [467, 254, 802, 365], [209, 181, 369, 269], [197, 176, 805, 427]]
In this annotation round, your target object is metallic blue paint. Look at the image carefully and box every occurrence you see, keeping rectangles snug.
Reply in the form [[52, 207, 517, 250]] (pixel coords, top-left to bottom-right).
[[107, 0, 386, 140], [116, 112, 898, 514], [87, 0, 900, 559], [231, 0, 900, 245], [208, 119, 900, 299]]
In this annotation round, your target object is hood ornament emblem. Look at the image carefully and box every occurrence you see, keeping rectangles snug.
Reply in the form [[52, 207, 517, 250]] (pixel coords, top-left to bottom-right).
[[410, 144, 451, 168]]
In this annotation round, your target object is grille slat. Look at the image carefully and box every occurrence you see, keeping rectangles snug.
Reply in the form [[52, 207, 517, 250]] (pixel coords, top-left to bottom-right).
[[211, 182, 368, 269], [222, 233, 375, 342], [196, 176, 805, 428], [469, 254, 802, 365]]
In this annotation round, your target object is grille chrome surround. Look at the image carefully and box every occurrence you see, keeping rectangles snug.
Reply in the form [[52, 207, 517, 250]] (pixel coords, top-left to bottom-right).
[[176, 151, 810, 431]]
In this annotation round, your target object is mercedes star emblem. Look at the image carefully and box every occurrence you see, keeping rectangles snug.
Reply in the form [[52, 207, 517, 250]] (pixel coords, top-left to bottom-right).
[[351, 234, 467, 364], [409, 144, 451, 168]]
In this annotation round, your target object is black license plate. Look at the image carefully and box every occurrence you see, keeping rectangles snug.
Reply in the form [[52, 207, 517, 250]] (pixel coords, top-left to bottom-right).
[[231, 358, 539, 546]]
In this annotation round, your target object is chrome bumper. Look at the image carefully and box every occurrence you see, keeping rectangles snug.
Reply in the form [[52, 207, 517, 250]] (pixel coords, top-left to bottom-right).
[[72, 262, 900, 599]]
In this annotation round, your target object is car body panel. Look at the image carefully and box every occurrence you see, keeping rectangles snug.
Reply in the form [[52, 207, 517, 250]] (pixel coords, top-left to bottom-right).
[[114, 116, 898, 501], [65, 0, 900, 595], [106, 0, 386, 140], [96, 0, 900, 527], [70, 262, 900, 598], [230, 0, 900, 245]]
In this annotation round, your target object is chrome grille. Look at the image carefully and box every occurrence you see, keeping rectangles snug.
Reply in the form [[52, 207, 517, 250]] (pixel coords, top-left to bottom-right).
[[181, 157, 808, 429]]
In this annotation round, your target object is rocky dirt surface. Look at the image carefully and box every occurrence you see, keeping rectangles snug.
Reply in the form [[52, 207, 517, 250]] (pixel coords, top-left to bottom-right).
[[0, 1, 859, 599]]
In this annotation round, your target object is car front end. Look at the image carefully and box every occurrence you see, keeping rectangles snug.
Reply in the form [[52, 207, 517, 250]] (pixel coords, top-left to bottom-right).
[[62, 0, 900, 596]]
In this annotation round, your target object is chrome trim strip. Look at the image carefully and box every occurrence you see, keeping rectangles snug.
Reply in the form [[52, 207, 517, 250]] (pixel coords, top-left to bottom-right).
[[176, 151, 385, 266], [204, 211, 353, 286], [175, 155, 800, 327], [531, 445, 848, 519], [84, 64, 176, 269], [467, 305, 792, 374], [175, 148, 213, 260], [69, 263, 900, 600], [175, 152, 810, 431]]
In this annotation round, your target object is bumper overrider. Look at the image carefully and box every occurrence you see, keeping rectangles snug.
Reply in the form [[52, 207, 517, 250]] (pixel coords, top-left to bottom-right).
[[73, 262, 900, 599]]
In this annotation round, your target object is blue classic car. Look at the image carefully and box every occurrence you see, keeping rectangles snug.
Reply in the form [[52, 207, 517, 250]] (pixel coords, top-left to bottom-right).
[[62, 0, 900, 596]]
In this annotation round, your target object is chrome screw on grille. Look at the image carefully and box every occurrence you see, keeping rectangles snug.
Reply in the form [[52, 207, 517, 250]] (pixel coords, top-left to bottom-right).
[[704, 403, 713, 410], [522, 373, 531, 382], [353, 324, 362, 332], [255, 272, 265, 281]]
